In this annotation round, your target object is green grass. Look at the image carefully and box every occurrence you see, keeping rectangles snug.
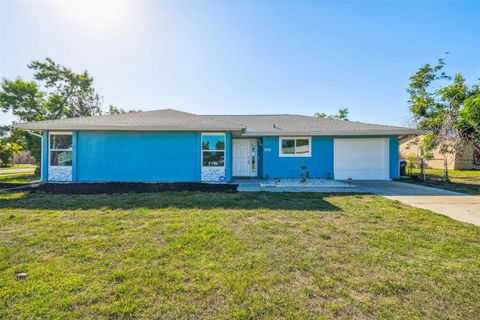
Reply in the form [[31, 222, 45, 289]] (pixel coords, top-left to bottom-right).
[[0, 166, 39, 184], [406, 168, 480, 195], [1, 191, 479, 319]]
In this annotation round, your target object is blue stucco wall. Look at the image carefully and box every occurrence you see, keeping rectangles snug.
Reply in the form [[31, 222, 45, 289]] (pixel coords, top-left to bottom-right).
[[389, 136, 399, 179], [72, 131, 78, 181], [225, 132, 232, 181], [261, 136, 334, 179], [76, 131, 202, 182], [42, 130, 399, 182], [261, 136, 399, 180], [41, 131, 49, 181], [257, 138, 263, 178]]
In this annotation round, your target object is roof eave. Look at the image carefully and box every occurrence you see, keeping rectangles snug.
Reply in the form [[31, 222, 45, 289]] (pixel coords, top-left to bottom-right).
[[13, 123, 246, 131], [240, 130, 424, 136]]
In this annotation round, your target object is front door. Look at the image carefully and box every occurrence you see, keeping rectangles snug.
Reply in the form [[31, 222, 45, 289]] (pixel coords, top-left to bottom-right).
[[233, 139, 257, 177]]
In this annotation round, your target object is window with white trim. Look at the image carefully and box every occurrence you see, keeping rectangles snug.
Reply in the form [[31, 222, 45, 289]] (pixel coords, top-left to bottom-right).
[[202, 133, 225, 167], [279, 137, 311, 157], [50, 133, 72, 166]]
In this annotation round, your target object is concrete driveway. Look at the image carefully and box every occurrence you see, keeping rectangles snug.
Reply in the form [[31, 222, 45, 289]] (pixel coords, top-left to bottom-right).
[[353, 181, 480, 226]]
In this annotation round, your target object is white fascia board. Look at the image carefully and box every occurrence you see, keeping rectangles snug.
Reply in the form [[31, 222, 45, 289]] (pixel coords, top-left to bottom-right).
[[239, 130, 424, 136], [14, 123, 246, 131]]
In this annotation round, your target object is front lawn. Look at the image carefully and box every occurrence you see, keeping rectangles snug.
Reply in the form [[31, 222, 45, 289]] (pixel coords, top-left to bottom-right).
[[406, 168, 480, 195], [1, 192, 479, 319]]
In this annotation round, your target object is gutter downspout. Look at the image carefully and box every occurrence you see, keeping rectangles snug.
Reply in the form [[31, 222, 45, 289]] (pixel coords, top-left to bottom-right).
[[26, 130, 43, 183]]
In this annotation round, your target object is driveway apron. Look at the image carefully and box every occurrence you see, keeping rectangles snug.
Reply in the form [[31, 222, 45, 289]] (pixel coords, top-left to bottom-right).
[[353, 180, 480, 226]]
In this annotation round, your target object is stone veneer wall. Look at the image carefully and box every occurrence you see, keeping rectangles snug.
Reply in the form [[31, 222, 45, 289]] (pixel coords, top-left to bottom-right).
[[201, 167, 226, 182], [48, 166, 72, 182]]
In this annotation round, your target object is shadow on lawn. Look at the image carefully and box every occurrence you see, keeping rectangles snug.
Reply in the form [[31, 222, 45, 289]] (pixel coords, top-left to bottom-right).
[[401, 180, 480, 195], [0, 191, 345, 212]]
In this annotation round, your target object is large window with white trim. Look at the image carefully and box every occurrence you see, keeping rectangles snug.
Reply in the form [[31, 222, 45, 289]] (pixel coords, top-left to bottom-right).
[[202, 133, 225, 167], [279, 137, 311, 157], [49, 132, 72, 166]]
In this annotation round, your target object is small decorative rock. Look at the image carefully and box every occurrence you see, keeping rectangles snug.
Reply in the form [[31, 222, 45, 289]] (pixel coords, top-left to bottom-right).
[[260, 178, 356, 188], [16, 272, 27, 280], [201, 167, 226, 182]]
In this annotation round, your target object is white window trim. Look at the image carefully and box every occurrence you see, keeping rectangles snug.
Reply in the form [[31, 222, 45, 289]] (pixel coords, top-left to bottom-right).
[[49, 131, 73, 168], [279, 137, 312, 157], [201, 132, 226, 168]]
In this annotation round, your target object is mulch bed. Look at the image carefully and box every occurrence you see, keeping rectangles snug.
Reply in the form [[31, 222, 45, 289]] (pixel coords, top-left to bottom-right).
[[0, 182, 238, 194]]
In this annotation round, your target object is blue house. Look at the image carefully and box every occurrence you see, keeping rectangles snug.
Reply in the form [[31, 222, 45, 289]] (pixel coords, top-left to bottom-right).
[[15, 109, 421, 183]]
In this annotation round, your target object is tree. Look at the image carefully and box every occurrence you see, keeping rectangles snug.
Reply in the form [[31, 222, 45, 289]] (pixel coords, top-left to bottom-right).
[[0, 58, 104, 162], [314, 108, 349, 120], [407, 58, 480, 156], [106, 105, 140, 115], [0, 126, 24, 167], [0, 142, 22, 167], [314, 112, 326, 118]]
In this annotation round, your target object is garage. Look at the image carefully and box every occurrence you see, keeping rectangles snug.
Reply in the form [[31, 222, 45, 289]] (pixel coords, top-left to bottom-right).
[[334, 138, 390, 180]]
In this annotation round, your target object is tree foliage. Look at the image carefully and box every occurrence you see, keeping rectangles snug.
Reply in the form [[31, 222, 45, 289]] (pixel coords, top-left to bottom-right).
[[106, 105, 140, 115], [0, 58, 133, 163], [408, 58, 480, 155], [0, 58, 103, 122], [0, 126, 25, 167], [314, 108, 349, 120]]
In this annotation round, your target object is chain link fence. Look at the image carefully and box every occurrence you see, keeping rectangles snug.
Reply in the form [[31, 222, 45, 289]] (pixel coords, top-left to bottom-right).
[[400, 157, 479, 182]]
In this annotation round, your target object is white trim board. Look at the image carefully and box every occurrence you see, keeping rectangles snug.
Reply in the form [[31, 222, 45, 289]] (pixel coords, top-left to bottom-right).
[[48, 131, 73, 169], [278, 137, 312, 157], [200, 132, 226, 182], [232, 139, 258, 177]]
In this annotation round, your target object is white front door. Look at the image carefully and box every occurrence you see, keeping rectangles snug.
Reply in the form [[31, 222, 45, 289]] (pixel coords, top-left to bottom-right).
[[233, 139, 257, 177], [334, 138, 390, 180]]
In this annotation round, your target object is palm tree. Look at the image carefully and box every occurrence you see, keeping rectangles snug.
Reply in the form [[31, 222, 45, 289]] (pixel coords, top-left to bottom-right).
[[0, 142, 22, 167]]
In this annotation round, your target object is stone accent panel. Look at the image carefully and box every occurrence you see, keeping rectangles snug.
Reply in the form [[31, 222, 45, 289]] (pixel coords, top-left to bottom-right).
[[201, 167, 226, 182], [48, 166, 72, 182]]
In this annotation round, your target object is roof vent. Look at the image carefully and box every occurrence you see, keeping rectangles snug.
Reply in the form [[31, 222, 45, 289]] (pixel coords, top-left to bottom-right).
[[273, 123, 277, 129]]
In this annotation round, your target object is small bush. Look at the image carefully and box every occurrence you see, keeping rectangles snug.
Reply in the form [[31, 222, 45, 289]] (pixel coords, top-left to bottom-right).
[[300, 165, 310, 183]]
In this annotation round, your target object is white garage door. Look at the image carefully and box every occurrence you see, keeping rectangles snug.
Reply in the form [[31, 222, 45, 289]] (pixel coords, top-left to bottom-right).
[[334, 138, 390, 180]]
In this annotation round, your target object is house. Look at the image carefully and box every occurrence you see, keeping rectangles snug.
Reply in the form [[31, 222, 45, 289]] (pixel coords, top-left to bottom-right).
[[12, 150, 35, 164], [15, 109, 422, 182], [400, 135, 480, 170]]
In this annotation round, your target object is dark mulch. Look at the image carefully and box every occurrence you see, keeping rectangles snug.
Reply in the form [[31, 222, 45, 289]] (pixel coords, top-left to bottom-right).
[[0, 182, 238, 194]]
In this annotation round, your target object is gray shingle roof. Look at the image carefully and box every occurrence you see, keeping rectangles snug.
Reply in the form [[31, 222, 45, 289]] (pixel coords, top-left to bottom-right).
[[206, 114, 422, 136], [14, 108, 422, 136], [14, 109, 245, 131]]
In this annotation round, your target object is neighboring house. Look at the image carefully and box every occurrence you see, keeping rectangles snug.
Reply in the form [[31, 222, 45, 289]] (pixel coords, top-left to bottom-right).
[[15, 109, 421, 182], [400, 135, 480, 170], [12, 150, 35, 164]]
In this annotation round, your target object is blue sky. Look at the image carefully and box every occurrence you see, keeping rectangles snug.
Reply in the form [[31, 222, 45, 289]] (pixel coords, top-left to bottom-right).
[[1, 1, 479, 127]]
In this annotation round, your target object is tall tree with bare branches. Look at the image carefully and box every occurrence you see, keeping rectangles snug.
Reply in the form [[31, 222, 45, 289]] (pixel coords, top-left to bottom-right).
[[407, 58, 480, 156]]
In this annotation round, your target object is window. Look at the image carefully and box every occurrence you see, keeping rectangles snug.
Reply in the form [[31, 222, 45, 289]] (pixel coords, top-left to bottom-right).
[[50, 133, 72, 166], [279, 137, 311, 157], [202, 133, 225, 167]]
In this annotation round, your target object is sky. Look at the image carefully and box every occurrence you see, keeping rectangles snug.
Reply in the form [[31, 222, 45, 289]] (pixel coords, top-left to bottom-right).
[[1, 0, 479, 127]]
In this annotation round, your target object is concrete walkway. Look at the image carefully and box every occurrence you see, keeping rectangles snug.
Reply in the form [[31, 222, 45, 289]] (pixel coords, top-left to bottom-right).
[[351, 181, 480, 226], [235, 179, 357, 193]]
